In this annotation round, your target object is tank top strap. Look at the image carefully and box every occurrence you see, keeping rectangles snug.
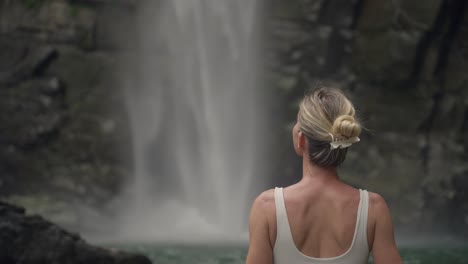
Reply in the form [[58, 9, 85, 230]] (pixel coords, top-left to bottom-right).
[[355, 189, 370, 252], [274, 187, 295, 248]]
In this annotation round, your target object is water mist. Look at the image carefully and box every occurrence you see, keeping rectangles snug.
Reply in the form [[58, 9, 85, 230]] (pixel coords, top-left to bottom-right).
[[116, 0, 266, 243]]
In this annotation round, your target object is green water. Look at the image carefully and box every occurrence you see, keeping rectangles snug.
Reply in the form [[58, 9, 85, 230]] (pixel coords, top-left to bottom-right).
[[107, 244, 468, 264]]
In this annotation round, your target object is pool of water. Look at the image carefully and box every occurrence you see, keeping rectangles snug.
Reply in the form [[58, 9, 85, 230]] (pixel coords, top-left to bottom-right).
[[105, 244, 468, 264]]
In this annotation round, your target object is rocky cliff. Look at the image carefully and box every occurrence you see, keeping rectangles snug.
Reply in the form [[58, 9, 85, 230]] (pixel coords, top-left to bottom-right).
[[268, 0, 468, 235], [0, 0, 134, 229]]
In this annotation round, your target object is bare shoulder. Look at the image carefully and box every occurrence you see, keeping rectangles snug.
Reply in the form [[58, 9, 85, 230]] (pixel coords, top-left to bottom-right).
[[368, 191, 391, 216], [367, 192, 395, 250], [368, 191, 393, 225], [367, 191, 403, 263], [368, 192, 387, 206], [249, 189, 277, 248], [251, 189, 276, 214]]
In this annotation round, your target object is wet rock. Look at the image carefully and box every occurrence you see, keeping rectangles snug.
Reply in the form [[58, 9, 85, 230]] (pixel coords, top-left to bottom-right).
[[0, 0, 131, 200], [0, 0, 97, 49], [0, 44, 58, 85], [400, 0, 443, 28], [354, 0, 395, 31], [0, 77, 66, 148], [0, 201, 152, 264], [352, 30, 421, 82]]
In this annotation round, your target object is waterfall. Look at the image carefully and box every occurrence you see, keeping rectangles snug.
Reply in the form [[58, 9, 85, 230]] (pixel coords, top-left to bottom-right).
[[117, 0, 266, 243]]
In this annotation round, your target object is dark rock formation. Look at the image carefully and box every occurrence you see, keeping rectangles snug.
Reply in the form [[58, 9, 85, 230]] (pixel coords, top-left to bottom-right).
[[0, 201, 152, 264], [0, 0, 133, 226], [268, 0, 468, 235]]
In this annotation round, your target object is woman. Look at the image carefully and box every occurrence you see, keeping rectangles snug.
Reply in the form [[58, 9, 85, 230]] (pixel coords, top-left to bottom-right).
[[246, 87, 402, 264]]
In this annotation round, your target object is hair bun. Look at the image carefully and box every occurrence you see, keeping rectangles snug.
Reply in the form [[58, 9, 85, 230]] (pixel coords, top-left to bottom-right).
[[331, 115, 361, 138]]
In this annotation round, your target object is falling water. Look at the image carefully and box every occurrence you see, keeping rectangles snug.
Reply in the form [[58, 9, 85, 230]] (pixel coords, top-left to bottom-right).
[[117, 0, 266, 243]]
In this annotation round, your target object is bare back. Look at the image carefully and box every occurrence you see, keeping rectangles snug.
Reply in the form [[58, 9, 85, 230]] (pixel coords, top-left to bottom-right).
[[273, 182, 372, 258], [247, 179, 403, 264]]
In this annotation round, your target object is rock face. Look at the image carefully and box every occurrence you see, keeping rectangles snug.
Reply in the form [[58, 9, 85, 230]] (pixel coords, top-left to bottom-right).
[[0, 0, 133, 227], [0, 201, 152, 264], [268, 0, 468, 235]]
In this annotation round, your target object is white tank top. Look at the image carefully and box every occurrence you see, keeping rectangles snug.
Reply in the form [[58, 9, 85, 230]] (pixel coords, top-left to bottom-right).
[[273, 187, 370, 264]]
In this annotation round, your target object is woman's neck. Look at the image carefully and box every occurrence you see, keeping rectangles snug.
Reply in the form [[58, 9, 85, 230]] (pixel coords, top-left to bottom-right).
[[300, 157, 339, 185]]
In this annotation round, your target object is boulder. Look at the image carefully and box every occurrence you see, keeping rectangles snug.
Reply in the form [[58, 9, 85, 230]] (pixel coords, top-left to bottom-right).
[[0, 201, 152, 264]]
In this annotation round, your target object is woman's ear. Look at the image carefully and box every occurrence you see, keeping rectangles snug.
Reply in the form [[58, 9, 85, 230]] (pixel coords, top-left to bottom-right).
[[299, 132, 306, 148], [296, 131, 306, 157]]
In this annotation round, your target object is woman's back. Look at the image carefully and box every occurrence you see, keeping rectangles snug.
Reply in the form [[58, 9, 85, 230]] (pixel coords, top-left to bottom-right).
[[272, 181, 370, 264], [280, 183, 367, 256]]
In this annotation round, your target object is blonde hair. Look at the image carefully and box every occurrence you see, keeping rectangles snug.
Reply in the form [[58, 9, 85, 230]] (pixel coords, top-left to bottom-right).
[[298, 86, 361, 167]]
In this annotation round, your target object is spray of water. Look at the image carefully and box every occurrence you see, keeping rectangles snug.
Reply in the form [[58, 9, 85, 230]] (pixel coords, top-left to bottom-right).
[[114, 0, 266, 243]]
